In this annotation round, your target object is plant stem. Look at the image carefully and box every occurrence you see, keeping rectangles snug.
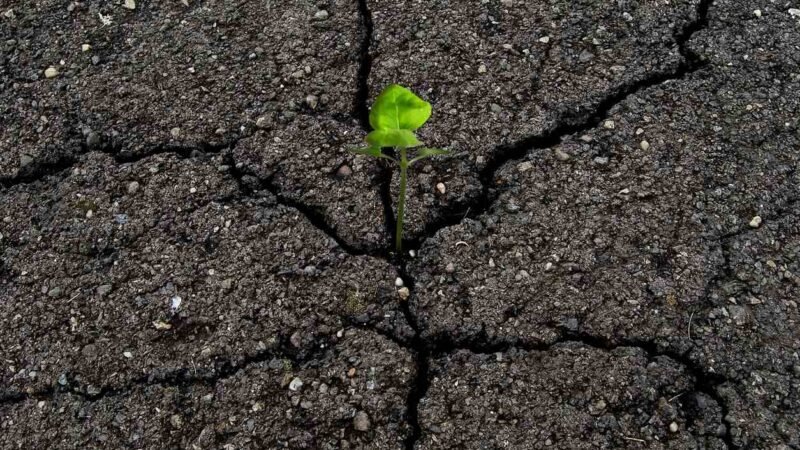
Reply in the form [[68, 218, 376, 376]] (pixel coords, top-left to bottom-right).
[[396, 147, 408, 253]]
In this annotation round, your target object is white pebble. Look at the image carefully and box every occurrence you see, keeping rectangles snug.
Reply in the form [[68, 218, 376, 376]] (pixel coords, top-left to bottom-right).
[[123, 351, 133, 359], [289, 377, 303, 391], [754, 9, 762, 17], [81, 44, 91, 52], [44, 67, 59, 78], [123, 0, 136, 10], [640, 140, 650, 151], [394, 277, 404, 287], [749, 216, 762, 228], [669, 422, 679, 433], [538, 36, 550, 43], [170, 295, 182, 311], [478, 64, 487, 74], [603, 120, 615, 129], [436, 182, 446, 195]]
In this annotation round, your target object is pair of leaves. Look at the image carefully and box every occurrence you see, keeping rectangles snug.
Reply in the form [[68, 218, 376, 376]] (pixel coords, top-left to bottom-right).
[[365, 84, 430, 149], [354, 84, 448, 164]]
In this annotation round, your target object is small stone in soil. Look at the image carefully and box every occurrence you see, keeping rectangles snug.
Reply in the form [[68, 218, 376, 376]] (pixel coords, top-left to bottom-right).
[[289, 377, 303, 391], [398, 287, 410, 300], [353, 411, 371, 431], [554, 149, 570, 161], [336, 165, 353, 178]]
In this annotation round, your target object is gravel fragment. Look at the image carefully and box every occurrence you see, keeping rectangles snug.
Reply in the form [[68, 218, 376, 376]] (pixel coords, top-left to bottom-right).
[[353, 411, 371, 432]]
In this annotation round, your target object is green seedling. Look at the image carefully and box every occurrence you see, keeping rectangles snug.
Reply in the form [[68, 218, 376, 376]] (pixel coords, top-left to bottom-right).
[[351, 84, 448, 253]]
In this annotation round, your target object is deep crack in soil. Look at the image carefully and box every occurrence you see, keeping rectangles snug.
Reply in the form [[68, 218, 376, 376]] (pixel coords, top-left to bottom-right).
[[358, 0, 735, 447]]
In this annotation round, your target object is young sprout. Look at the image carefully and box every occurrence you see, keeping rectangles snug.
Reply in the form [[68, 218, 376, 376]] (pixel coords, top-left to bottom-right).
[[351, 84, 448, 253]]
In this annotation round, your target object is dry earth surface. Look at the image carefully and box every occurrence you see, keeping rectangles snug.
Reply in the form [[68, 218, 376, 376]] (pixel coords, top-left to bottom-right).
[[1, 0, 799, 449]]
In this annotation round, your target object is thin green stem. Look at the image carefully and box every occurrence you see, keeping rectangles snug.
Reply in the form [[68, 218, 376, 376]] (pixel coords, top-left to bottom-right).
[[396, 147, 408, 253]]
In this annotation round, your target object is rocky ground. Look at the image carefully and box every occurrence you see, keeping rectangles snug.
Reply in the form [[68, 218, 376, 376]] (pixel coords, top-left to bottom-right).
[[1, 0, 798, 449]]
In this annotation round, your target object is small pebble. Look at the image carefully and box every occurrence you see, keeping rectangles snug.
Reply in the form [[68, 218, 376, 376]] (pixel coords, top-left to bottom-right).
[[288, 377, 303, 391], [305, 94, 319, 109], [754, 9, 762, 17], [538, 36, 550, 43], [44, 67, 59, 78], [394, 277, 404, 287], [256, 116, 271, 129], [86, 131, 102, 149], [336, 165, 352, 178], [314, 10, 329, 20], [669, 422, 679, 433], [397, 287, 410, 300], [603, 120, 615, 129], [593, 156, 609, 165], [490, 103, 501, 113], [749, 216, 762, 228], [445, 263, 455, 273], [81, 43, 91, 52], [127, 181, 140, 194], [123, 351, 133, 359], [640, 140, 650, 151], [19, 154, 34, 168], [436, 182, 446, 194], [517, 161, 533, 172], [290, 331, 303, 348], [353, 411, 371, 432], [170, 295, 182, 311], [554, 149, 570, 161], [170, 127, 181, 138], [789, 8, 800, 18], [478, 64, 487, 73], [96, 284, 113, 296]]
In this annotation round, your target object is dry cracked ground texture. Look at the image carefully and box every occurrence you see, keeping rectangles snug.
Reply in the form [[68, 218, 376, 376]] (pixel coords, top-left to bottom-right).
[[0, 0, 799, 449]]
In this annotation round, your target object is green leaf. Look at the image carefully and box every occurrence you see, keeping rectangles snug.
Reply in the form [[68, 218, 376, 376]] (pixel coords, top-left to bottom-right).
[[349, 146, 393, 160], [366, 129, 422, 148], [369, 84, 432, 131], [409, 147, 450, 165]]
